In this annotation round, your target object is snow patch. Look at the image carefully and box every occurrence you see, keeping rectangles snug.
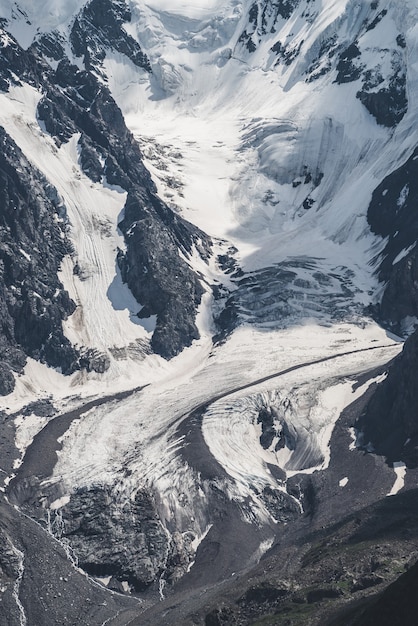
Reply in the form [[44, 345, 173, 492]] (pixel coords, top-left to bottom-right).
[[50, 495, 71, 510], [387, 461, 406, 497], [392, 243, 417, 265]]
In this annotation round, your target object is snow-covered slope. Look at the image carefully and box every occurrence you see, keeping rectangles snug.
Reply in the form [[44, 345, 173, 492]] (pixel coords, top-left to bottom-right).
[[1, 0, 418, 623]]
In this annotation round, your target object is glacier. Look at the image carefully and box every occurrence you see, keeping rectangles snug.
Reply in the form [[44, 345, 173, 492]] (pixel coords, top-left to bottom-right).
[[0, 0, 417, 624]]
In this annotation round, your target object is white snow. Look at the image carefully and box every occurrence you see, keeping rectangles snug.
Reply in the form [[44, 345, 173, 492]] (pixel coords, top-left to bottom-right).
[[50, 495, 71, 510], [0, 0, 87, 48], [387, 461, 407, 497], [200, 340, 400, 507], [14, 412, 49, 458], [393, 243, 417, 265], [46, 322, 400, 527], [142, 0, 227, 20], [0, 83, 175, 415], [339, 477, 349, 487]]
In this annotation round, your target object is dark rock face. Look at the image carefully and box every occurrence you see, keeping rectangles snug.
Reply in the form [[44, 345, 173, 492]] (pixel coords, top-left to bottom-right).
[[0, 23, 211, 378], [0, 127, 78, 393], [368, 147, 418, 329], [331, 7, 408, 128], [51, 485, 193, 591], [192, 487, 418, 626], [33, 31, 66, 63], [335, 43, 363, 83], [357, 70, 407, 128], [0, 27, 49, 91], [238, 0, 301, 53], [356, 330, 418, 467], [352, 559, 418, 626], [70, 0, 151, 76], [260, 485, 301, 522], [257, 406, 296, 452], [0, 496, 138, 626], [37, 57, 212, 359], [117, 195, 207, 358]]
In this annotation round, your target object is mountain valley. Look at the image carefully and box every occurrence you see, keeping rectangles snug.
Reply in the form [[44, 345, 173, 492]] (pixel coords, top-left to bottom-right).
[[0, 1, 418, 624]]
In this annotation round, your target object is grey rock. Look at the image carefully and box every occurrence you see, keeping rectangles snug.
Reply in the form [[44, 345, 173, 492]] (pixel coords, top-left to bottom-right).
[[52, 485, 192, 591], [367, 146, 418, 329], [70, 0, 151, 76], [356, 330, 418, 467]]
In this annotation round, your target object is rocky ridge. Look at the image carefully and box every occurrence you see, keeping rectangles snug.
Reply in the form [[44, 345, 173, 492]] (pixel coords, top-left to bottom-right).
[[0, 6, 212, 392], [0, 126, 77, 395]]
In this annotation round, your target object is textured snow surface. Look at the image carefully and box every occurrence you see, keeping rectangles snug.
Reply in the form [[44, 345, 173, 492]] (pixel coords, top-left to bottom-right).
[[0, 0, 87, 48], [46, 324, 400, 532]]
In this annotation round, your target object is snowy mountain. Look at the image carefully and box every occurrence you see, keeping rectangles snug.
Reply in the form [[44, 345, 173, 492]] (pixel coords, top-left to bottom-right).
[[0, 0, 418, 624]]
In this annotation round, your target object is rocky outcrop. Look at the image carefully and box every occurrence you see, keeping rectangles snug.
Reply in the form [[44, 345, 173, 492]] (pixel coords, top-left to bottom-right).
[[333, 24, 408, 128], [0, 127, 77, 394], [70, 0, 151, 76], [356, 330, 418, 466], [117, 195, 207, 358], [0, 27, 49, 91], [357, 68, 407, 128], [0, 496, 138, 626], [50, 485, 193, 591], [0, 25, 211, 375], [190, 486, 418, 626], [368, 146, 418, 331], [38, 57, 211, 359], [238, 0, 301, 53], [352, 558, 418, 626], [335, 43, 363, 84]]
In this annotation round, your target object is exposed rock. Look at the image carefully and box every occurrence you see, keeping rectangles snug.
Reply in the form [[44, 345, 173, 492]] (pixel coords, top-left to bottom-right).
[[356, 330, 418, 466], [70, 0, 151, 76], [351, 574, 384, 592], [37, 58, 212, 359], [21, 399, 56, 418], [239, 582, 289, 605], [77, 133, 104, 183], [0, 127, 78, 391], [0, 26, 50, 92], [367, 146, 418, 329], [306, 586, 342, 603], [0, 362, 15, 395], [0, 29, 212, 366], [357, 70, 407, 128], [261, 485, 301, 523], [238, 0, 301, 53], [205, 607, 236, 626], [32, 31, 66, 63], [0, 496, 138, 626], [335, 43, 363, 84], [352, 560, 418, 625], [51, 485, 193, 591]]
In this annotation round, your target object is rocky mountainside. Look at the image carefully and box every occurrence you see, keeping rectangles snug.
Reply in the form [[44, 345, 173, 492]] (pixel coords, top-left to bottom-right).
[[0, 0, 418, 624]]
